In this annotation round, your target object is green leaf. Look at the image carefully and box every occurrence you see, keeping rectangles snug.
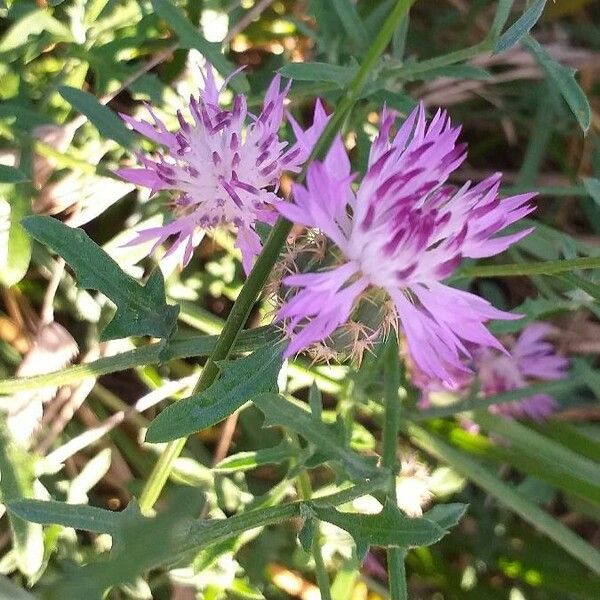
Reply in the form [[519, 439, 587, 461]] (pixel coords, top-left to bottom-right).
[[0, 165, 28, 183], [0, 185, 32, 286], [213, 440, 297, 473], [22, 215, 179, 341], [278, 62, 357, 88], [252, 393, 377, 479], [457, 255, 600, 278], [150, 0, 247, 92], [409, 64, 492, 81], [0, 326, 278, 394], [489, 0, 516, 40], [0, 575, 37, 600], [408, 423, 600, 575], [331, 0, 368, 49], [559, 272, 600, 302], [413, 377, 583, 420], [146, 343, 284, 443], [0, 9, 72, 52], [474, 411, 600, 487], [58, 86, 135, 147], [423, 503, 468, 530], [583, 177, 600, 207], [308, 381, 323, 420], [0, 422, 43, 577], [10, 491, 203, 599], [311, 500, 445, 558], [494, 0, 547, 53], [523, 36, 591, 133]]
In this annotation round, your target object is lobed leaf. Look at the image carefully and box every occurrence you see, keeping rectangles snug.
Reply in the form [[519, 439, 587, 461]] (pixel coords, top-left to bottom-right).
[[22, 215, 179, 341], [311, 500, 446, 558]]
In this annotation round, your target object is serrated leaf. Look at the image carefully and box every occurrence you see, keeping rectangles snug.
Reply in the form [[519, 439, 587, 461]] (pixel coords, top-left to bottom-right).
[[494, 0, 547, 53], [584, 177, 600, 207], [0, 165, 28, 183], [58, 86, 135, 147], [278, 62, 357, 88], [146, 343, 284, 443], [9, 491, 203, 599], [524, 36, 591, 133], [22, 215, 179, 341], [150, 0, 247, 92], [252, 393, 377, 479], [422, 503, 468, 530], [311, 500, 445, 557]]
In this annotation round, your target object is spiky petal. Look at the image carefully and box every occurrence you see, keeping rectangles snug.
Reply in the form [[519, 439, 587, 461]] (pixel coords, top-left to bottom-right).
[[417, 323, 569, 420], [275, 102, 536, 383], [116, 63, 323, 273]]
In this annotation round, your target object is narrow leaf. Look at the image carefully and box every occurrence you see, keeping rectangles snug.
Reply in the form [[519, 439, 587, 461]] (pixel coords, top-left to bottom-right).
[[0, 424, 43, 577], [458, 255, 600, 278], [408, 423, 600, 575], [583, 177, 600, 207], [423, 503, 468, 530], [58, 86, 135, 147], [0, 165, 28, 183], [494, 0, 547, 53], [146, 343, 284, 443], [474, 411, 600, 486], [278, 62, 357, 87], [331, 0, 369, 49], [22, 215, 179, 341], [213, 441, 297, 473], [252, 393, 377, 479], [523, 36, 591, 133], [150, 0, 247, 92]]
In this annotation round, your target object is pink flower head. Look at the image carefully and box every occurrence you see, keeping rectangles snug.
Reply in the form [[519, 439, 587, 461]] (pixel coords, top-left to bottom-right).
[[116, 63, 317, 273], [418, 323, 569, 420], [275, 102, 536, 383]]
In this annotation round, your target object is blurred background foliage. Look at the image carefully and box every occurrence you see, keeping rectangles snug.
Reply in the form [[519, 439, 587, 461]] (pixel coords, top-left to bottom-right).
[[0, 0, 599, 599]]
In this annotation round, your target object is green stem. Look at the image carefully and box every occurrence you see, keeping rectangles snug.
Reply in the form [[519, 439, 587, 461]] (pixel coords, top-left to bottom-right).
[[457, 256, 600, 279], [382, 338, 406, 600], [291, 433, 333, 600], [138, 0, 417, 514]]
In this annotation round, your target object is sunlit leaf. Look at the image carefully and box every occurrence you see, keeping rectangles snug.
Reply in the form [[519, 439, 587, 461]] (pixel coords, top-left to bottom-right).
[[22, 215, 179, 341]]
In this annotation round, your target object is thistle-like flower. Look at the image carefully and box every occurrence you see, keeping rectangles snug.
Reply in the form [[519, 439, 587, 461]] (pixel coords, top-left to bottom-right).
[[275, 103, 536, 383], [417, 323, 569, 420], [116, 63, 316, 273]]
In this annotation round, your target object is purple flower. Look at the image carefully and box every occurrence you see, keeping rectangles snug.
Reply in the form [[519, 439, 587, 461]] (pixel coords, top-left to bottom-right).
[[116, 63, 319, 273], [417, 323, 569, 420], [275, 103, 536, 383]]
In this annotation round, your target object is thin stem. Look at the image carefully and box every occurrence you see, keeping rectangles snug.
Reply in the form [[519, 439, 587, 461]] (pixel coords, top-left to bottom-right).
[[382, 337, 406, 600], [457, 256, 600, 279], [138, 0, 417, 514], [290, 433, 333, 600]]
